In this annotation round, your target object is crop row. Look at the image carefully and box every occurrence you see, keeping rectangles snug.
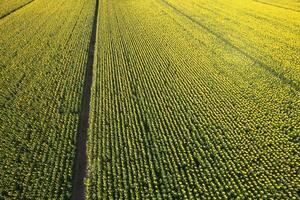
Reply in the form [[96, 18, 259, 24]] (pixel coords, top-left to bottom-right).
[[0, 0, 95, 199], [86, 0, 299, 199], [165, 0, 300, 87], [0, 0, 33, 19]]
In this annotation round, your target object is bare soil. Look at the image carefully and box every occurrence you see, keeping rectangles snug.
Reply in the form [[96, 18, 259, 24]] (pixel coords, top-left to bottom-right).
[[71, 0, 99, 199]]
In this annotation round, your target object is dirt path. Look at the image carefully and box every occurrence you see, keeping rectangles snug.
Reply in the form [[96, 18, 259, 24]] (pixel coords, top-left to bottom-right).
[[0, 0, 35, 20], [71, 0, 99, 199]]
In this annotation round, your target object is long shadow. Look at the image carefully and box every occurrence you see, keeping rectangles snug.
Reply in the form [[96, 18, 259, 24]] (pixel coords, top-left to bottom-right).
[[160, 0, 300, 92], [0, 0, 35, 20], [71, 0, 99, 199]]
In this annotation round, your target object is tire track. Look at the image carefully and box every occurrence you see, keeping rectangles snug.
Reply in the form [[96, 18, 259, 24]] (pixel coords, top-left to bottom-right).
[[0, 0, 35, 20], [71, 0, 99, 199], [160, 0, 300, 92], [252, 0, 299, 12]]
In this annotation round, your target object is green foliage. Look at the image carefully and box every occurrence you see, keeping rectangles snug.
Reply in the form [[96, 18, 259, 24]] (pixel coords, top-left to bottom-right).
[[0, 0, 96, 198], [86, 0, 300, 199]]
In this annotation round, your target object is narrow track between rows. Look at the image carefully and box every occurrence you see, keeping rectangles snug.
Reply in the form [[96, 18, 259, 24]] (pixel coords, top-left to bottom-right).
[[71, 0, 99, 199], [0, 0, 35, 20]]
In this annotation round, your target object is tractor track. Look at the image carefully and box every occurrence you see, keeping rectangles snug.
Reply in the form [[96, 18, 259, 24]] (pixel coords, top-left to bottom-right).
[[0, 0, 35, 20], [160, 0, 300, 92], [71, 0, 99, 199], [252, 0, 299, 12]]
